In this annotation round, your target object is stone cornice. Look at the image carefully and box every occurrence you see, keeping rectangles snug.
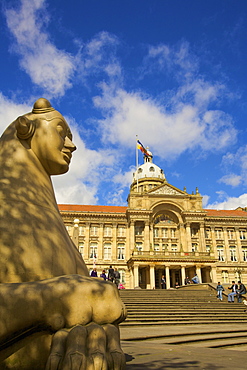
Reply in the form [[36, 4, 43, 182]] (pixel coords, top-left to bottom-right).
[[59, 211, 127, 221], [127, 256, 217, 264]]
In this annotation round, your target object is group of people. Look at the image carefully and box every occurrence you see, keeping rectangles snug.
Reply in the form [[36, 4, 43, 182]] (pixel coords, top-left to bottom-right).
[[216, 280, 246, 302], [90, 266, 125, 289], [227, 280, 246, 303]]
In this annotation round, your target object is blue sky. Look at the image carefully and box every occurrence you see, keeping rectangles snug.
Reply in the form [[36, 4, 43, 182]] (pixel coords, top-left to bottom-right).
[[1, 0, 247, 209]]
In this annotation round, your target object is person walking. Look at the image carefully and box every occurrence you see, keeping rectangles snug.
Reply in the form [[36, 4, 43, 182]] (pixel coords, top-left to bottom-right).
[[216, 281, 225, 301], [228, 281, 238, 302]]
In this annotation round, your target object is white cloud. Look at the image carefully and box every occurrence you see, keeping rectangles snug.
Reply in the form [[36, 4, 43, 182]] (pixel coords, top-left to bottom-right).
[[5, 0, 75, 97], [0, 93, 31, 134], [113, 168, 136, 188], [205, 193, 247, 210], [218, 174, 242, 187], [93, 82, 237, 160]]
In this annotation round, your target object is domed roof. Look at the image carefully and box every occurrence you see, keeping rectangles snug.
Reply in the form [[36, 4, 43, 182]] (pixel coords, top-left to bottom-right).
[[133, 159, 165, 182]]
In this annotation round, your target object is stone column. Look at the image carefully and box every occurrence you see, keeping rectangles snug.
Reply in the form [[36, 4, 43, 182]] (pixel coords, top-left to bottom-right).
[[126, 225, 130, 260], [84, 222, 90, 260], [129, 267, 134, 289], [199, 223, 206, 252], [210, 266, 217, 283], [134, 264, 139, 288], [144, 221, 150, 251], [223, 227, 230, 262], [211, 227, 218, 259], [150, 265, 155, 289], [112, 224, 117, 261], [196, 266, 202, 283], [150, 224, 154, 250], [235, 228, 242, 262], [130, 221, 135, 253], [186, 223, 192, 251], [98, 223, 104, 260], [179, 223, 187, 252], [165, 266, 170, 289], [181, 266, 186, 286]]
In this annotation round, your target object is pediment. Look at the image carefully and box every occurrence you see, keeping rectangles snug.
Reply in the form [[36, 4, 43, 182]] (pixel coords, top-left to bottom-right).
[[149, 183, 185, 196]]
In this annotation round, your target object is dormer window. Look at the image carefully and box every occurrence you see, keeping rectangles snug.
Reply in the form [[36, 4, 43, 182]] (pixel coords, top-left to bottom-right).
[[138, 168, 143, 173], [149, 166, 155, 172]]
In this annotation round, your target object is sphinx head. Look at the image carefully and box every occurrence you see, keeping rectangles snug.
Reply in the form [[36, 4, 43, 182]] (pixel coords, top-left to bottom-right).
[[15, 98, 76, 176]]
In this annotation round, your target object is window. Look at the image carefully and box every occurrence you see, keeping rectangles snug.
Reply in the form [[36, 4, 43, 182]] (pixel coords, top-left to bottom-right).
[[221, 270, 228, 284], [171, 229, 176, 238], [78, 242, 84, 257], [191, 228, 198, 236], [240, 230, 246, 240], [192, 243, 198, 252], [162, 244, 168, 251], [90, 243, 98, 259], [242, 248, 247, 261], [104, 226, 112, 237], [118, 226, 126, 237], [227, 229, 234, 240], [135, 226, 143, 235], [149, 166, 155, 172], [230, 247, 237, 261], [217, 246, 224, 261], [103, 243, 112, 260], [78, 226, 84, 236], [171, 244, 177, 252], [117, 243, 125, 259], [154, 228, 159, 238], [206, 245, 211, 253], [90, 226, 98, 236], [162, 228, 168, 238], [154, 244, 159, 251], [215, 229, 223, 239], [135, 242, 143, 251]]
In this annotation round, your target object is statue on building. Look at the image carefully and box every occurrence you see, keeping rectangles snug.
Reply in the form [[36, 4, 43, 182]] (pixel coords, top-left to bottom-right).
[[0, 98, 126, 369]]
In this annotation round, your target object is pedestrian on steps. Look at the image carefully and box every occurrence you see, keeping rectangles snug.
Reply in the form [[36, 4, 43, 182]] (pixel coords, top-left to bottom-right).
[[216, 282, 224, 301]]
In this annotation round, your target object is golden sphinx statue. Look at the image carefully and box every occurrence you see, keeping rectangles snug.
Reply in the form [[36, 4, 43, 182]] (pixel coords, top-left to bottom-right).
[[0, 98, 126, 369]]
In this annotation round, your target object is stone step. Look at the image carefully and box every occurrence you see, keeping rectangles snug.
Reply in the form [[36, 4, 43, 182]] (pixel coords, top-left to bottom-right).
[[120, 319, 247, 326]]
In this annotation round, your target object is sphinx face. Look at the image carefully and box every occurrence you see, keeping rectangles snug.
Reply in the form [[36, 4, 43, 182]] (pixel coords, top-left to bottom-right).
[[30, 116, 76, 176]]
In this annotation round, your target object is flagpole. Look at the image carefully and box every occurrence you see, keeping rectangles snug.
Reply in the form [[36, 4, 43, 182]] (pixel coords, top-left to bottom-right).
[[136, 135, 139, 192]]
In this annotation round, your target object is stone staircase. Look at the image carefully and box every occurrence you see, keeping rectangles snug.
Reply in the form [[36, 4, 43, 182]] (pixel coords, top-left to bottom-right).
[[119, 285, 247, 350]]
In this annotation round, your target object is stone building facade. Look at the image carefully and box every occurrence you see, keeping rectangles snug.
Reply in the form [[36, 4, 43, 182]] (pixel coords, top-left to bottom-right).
[[59, 154, 247, 289]]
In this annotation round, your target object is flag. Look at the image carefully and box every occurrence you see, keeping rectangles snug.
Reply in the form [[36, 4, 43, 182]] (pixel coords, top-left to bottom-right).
[[136, 140, 150, 157]]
